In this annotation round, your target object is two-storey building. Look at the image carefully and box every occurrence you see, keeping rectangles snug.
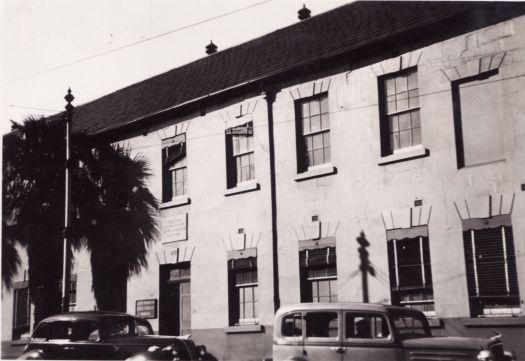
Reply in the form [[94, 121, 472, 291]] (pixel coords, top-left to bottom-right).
[[3, 2, 525, 360]]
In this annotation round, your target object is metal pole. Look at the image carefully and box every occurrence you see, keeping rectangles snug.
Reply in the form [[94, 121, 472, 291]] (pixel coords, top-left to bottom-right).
[[61, 88, 75, 313], [264, 89, 280, 313]]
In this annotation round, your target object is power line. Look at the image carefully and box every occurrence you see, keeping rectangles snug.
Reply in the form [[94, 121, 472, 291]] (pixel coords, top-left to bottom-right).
[[9, 105, 62, 112], [11, 0, 272, 81]]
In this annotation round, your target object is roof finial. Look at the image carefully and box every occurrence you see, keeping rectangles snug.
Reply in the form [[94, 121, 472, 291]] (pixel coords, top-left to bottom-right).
[[298, 4, 311, 20], [206, 40, 218, 55]]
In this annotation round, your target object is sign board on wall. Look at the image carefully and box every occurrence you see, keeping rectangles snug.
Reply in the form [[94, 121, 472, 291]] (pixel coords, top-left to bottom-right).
[[162, 213, 188, 243], [136, 299, 157, 319]]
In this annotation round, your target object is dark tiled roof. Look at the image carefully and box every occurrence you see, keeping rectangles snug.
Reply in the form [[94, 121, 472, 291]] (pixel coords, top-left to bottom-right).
[[65, 1, 524, 136]]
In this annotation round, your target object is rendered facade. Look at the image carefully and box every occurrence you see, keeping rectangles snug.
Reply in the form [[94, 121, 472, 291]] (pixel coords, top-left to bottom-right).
[[3, 2, 525, 360]]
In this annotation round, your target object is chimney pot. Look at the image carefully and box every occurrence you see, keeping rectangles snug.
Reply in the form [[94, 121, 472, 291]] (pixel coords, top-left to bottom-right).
[[206, 40, 218, 55], [298, 4, 311, 20]]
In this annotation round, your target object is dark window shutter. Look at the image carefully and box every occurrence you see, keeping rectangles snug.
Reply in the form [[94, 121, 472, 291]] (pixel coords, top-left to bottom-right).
[[161, 148, 172, 201], [396, 238, 423, 288], [463, 226, 520, 316], [225, 133, 236, 189], [295, 102, 307, 173], [377, 76, 390, 156], [14, 287, 30, 329], [475, 228, 507, 296], [387, 240, 397, 290], [422, 237, 432, 286], [505, 227, 520, 296]]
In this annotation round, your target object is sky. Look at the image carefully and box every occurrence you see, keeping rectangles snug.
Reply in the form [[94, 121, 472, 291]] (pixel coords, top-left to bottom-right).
[[0, 0, 351, 136]]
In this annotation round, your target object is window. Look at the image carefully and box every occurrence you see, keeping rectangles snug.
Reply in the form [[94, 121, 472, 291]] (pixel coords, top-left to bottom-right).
[[387, 308, 431, 340], [58, 274, 77, 311], [379, 68, 421, 155], [49, 321, 73, 340], [345, 313, 390, 339], [225, 122, 254, 188], [12, 282, 30, 339], [305, 312, 338, 338], [162, 134, 187, 202], [463, 221, 520, 317], [73, 321, 100, 341], [228, 257, 259, 325], [452, 69, 504, 168], [69, 274, 77, 310], [299, 247, 338, 303], [295, 94, 330, 172], [387, 234, 435, 315], [282, 313, 303, 337], [32, 323, 50, 341]]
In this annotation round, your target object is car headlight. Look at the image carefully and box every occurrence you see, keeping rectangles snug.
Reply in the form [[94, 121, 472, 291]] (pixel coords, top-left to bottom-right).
[[477, 350, 494, 361]]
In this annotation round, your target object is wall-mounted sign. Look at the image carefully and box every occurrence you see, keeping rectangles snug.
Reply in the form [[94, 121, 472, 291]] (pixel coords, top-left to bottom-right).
[[136, 299, 157, 319], [162, 213, 188, 243]]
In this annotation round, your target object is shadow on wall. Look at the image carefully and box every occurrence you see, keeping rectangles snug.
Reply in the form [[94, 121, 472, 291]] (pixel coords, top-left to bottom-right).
[[357, 231, 376, 303]]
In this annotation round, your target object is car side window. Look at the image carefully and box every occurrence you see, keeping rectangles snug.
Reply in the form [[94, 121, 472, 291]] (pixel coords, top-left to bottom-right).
[[282, 312, 303, 337], [49, 322, 73, 340], [136, 320, 153, 336], [73, 321, 101, 342], [32, 323, 50, 341], [345, 313, 391, 339], [305, 312, 338, 339]]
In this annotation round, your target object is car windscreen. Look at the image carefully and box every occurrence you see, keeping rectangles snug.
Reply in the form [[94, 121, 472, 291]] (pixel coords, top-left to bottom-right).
[[387, 309, 431, 340]]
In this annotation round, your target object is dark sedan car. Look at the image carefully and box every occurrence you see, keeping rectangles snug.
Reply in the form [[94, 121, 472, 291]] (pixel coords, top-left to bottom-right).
[[18, 311, 201, 360]]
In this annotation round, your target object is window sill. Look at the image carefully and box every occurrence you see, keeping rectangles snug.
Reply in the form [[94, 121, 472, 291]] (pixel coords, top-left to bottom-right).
[[463, 316, 525, 328], [160, 195, 191, 209], [377, 145, 429, 165], [294, 164, 337, 182], [224, 181, 260, 197], [224, 324, 264, 334]]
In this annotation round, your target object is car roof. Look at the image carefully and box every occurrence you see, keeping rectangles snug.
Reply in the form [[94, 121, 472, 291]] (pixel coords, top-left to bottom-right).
[[275, 302, 415, 318], [40, 311, 143, 323]]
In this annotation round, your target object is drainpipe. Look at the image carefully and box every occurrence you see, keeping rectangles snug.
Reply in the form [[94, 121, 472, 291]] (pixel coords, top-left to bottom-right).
[[264, 88, 280, 313]]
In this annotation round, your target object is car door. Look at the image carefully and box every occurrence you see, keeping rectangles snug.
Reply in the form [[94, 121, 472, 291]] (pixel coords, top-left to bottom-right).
[[341, 311, 400, 361], [303, 310, 343, 361], [70, 320, 112, 360], [45, 320, 77, 359]]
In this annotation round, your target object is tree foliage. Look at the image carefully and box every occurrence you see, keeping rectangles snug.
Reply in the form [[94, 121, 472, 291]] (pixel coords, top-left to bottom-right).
[[2, 116, 158, 320]]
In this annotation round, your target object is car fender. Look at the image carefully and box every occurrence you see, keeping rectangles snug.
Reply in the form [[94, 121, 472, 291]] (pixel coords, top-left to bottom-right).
[[17, 349, 45, 360]]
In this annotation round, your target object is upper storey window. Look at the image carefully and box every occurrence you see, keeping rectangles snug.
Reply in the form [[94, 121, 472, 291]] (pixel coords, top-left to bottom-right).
[[225, 122, 254, 189], [162, 134, 187, 202], [296, 94, 331, 172], [379, 68, 421, 155]]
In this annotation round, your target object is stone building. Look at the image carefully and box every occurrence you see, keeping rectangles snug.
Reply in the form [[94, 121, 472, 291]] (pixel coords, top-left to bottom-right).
[[3, 2, 525, 360]]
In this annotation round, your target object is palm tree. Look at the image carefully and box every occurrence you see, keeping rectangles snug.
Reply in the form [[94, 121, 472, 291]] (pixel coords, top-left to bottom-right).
[[3, 116, 159, 319], [73, 143, 159, 311], [2, 117, 66, 321]]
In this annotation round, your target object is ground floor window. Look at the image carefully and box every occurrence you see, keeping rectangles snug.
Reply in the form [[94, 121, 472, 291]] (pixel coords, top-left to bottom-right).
[[12, 281, 30, 340], [300, 247, 337, 303], [387, 232, 435, 316], [228, 256, 259, 325], [463, 221, 520, 317]]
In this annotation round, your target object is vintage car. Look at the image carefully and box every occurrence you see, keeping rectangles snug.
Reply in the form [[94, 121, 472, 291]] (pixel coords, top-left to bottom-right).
[[273, 303, 516, 361], [18, 311, 202, 360]]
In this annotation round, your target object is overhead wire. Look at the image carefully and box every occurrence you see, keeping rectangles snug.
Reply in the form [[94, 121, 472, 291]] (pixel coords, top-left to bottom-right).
[[10, 0, 272, 81]]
